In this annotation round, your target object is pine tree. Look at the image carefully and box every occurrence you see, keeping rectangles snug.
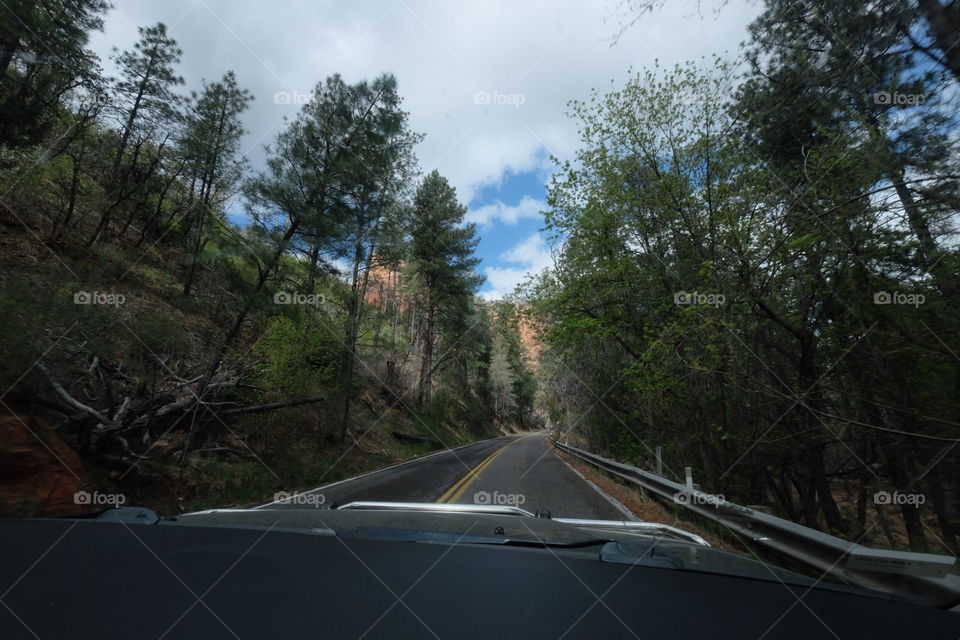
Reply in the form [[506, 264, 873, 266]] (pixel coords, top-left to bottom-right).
[[0, 0, 109, 145], [409, 170, 483, 406], [110, 23, 183, 172], [328, 73, 421, 442], [180, 71, 253, 296], [87, 23, 183, 246]]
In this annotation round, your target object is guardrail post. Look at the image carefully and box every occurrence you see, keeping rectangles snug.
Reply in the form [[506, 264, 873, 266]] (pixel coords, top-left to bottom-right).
[[656, 446, 662, 476], [685, 466, 693, 489]]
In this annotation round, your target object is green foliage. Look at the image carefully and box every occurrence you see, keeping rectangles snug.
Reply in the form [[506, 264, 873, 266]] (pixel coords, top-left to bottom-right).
[[0, 6, 531, 518], [0, 0, 110, 146], [111, 22, 184, 137], [487, 304, 538, 428], [527, 22, 960, 551], [0, 279, 60, 398], [127, 310, 191, 363], [409, 170, 485, 405], [254, 315, 340, 397], [410, 170, 484, 299], [179, 70, 253, 296]]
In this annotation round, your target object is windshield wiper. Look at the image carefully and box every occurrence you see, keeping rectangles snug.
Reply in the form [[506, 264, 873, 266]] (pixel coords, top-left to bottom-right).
[[338, 525, 613, 549]]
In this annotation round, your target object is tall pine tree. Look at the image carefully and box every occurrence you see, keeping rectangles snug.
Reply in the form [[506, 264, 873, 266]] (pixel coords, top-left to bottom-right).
[[409, 170, 483, 406]]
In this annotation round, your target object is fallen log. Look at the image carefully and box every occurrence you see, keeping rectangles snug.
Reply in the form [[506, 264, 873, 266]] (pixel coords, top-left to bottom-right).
[[390, 431, 441, 447], [37, 363, 115, 429]]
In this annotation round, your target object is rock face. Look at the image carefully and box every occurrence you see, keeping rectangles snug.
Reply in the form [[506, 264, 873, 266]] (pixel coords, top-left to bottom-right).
[[0, 411, 83, 517], [364, 261, 406, 308], [516, 309, 544, 373]]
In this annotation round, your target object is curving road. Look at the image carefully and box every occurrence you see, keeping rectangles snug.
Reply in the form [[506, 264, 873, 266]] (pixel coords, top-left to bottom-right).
[[259, 431, 631, 520]]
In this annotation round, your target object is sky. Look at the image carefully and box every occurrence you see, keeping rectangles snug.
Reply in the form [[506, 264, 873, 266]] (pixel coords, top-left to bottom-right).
[[87, 0, 762, 300]]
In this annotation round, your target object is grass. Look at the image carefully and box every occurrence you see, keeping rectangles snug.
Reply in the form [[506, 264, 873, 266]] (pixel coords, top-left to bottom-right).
[[166, 412, 492, 515]]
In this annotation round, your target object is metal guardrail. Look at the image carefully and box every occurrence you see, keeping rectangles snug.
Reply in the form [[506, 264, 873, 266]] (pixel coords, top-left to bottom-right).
[[556, 441, 960, 609]]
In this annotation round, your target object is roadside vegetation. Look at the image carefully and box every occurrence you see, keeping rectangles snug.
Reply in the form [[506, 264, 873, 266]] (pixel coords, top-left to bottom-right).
[[0, 2, 539, 516], [531, 0, 960, 553]]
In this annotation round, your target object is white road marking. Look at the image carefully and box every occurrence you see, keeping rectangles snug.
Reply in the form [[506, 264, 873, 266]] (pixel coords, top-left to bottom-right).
[[553, 447, 640, 521], [253, 438, 499, 509]]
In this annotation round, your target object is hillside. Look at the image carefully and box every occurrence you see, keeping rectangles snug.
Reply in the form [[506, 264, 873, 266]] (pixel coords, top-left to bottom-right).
[[0, 53, 542, 516], [0, 213, 538, 516]]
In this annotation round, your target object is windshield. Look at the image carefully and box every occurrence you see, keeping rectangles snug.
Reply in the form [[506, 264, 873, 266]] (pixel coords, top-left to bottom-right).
[[1, 0, 959, 627]]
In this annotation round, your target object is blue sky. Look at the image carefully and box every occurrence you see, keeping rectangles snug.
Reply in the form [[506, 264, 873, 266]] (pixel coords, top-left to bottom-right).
[[228, 163, 552, 300], [466, 162, 551, 300]]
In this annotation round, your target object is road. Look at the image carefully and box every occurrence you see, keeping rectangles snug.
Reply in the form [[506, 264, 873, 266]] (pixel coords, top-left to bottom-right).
[[260, 431, 631, 520]]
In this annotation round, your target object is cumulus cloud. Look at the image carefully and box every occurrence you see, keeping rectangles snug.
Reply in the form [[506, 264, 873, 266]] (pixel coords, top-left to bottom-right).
[[87, 1, 760, 204], [466, 195, 546, 228], [501, 233, 554, 270], [482, 233, 555, 300]]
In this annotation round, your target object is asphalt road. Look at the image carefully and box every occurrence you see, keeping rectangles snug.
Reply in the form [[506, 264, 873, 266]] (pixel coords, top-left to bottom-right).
[[260, 431, 628, 519]]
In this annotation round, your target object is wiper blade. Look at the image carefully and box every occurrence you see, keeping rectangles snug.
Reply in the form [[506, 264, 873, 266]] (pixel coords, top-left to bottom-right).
[[554, 518, 710, 546], [334, 502, 710, 545], [336, 501, 537, 517], [339, 525, 612, 549]]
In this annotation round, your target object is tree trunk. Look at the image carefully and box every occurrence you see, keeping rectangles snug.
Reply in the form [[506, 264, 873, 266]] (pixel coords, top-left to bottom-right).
[[136, 170, 179, 247], [886, 447, 927, 551], [918, 0, 960, 83], [797, 329, 848, 535], [0, 34, 19, 81], [891, 170, 959, 297], [183, 203, 208, 297], [418, 300, 435, 407], [900, 501, 928, 552], [51, 151, 81, 243], [338, 241, 365, 442], [925, 465, 959, 555]]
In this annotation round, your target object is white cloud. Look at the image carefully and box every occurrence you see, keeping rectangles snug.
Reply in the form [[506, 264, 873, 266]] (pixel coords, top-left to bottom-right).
[[501, 233, 554, 270], [466, 195, 545, 228], [482, 233, 555, 300], [482, 266, 531, 301], [87, 1, 761, 205]]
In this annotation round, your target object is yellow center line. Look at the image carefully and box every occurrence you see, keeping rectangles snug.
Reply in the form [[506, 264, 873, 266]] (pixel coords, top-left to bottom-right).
[[436, 435, 528, 504], [443, 448, 508, 504], [436, 448, 505, 504]]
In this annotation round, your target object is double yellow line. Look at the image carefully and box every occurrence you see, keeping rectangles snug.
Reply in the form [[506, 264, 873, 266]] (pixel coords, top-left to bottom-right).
[[436, 438, 521, 504]]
